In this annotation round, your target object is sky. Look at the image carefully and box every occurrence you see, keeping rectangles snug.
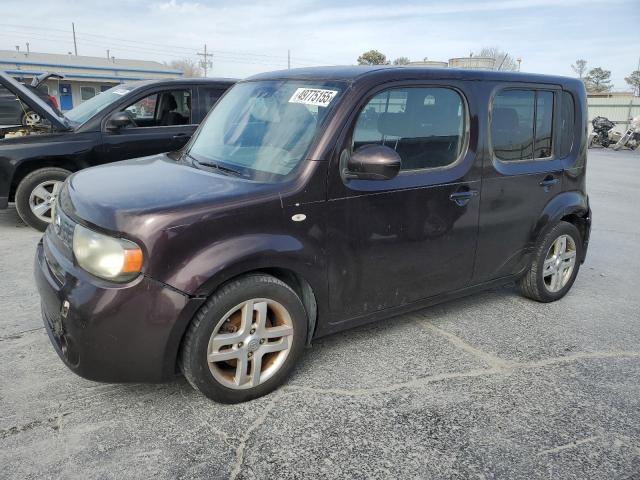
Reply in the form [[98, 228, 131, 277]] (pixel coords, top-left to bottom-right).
[[1, 0, 639, 89]]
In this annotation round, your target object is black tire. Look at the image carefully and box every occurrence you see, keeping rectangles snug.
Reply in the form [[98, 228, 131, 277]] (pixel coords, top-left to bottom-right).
[[15, 167, 71, 231], [180, 274, 308, 403], [518, 221, 583, 303]]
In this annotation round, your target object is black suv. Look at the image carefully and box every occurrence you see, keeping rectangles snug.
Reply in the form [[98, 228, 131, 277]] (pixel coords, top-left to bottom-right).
[[0, 72, 235, 230], [35, 66, 591, 403]]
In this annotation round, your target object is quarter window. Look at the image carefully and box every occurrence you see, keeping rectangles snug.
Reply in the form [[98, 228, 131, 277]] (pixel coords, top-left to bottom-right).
[[352, 87, 466, 171], [558, 91, 575, 158], [491, 89, 554, 161]]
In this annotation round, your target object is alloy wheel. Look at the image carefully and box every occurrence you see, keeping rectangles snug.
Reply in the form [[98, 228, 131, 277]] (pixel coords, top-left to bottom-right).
[[207, 298, 294, 389], [542, 234, 577, 292], [29, 180, 63, 224]]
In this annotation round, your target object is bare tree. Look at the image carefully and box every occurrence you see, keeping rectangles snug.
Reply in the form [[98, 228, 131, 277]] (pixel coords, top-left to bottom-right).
[[168, 58, 203, 78], [474, 46, 518, 71], [625, 70, 640, 96], [392, 56, 411, 65], [571, 59, 588, 79], [357, 50, 389, 65], [585, 67, 613, 93]]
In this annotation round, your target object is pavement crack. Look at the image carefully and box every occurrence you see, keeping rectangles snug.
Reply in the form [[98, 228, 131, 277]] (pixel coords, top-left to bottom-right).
[[0, 412, 71, 440], [0, 326, 44, 342], [285, 351, 640, 398], [416, 318, 512, 369], [538, 435, 600, 455], [229, 391, 282, 480]]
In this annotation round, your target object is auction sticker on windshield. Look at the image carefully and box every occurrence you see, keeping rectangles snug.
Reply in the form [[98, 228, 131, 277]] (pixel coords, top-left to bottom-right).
[[289, 88, 338, 107]]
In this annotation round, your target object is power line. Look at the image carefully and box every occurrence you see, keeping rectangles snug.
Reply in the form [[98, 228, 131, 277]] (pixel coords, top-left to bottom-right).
[[0, 23, 335, 66]]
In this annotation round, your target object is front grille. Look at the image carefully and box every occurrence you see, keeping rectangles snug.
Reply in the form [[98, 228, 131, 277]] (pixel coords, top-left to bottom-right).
[[43, 239, 65, 285], [54, 207, 75, 251]]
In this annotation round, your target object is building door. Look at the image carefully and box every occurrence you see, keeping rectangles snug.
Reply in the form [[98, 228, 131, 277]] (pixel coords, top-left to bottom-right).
[[59, 83, 73, 110]]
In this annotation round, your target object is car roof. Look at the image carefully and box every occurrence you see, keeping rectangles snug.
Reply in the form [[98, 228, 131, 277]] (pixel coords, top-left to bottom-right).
[[246, 65, 582, 88], [122, 77, 237, 90]]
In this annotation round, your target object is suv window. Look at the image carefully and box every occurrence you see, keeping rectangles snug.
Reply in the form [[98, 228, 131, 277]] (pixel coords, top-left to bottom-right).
[[558, 91, 575, 158], [124, 89, 192, 127], [202, 88, 226, 113], [353, 87, 466, 171], [492, 89, 554, 161]]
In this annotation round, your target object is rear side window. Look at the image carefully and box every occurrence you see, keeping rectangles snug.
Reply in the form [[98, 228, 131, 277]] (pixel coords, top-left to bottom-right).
[[558, 91, 575, 158], [352, 87, 466, 171], [492, 89, 554, 161], [202, 88, 226, 113]]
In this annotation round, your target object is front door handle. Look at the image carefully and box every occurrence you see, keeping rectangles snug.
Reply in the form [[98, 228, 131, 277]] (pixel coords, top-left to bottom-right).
[[172, 134, 191, 141], [449, 189, 478, 207], [539, 175, 560, 192]]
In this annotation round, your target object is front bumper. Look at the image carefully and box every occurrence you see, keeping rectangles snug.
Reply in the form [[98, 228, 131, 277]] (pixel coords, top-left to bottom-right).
[[35, 234, 204, 383]]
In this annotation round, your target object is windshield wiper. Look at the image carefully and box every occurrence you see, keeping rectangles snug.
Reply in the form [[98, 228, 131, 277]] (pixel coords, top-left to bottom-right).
[[184, 152, 246, 178]]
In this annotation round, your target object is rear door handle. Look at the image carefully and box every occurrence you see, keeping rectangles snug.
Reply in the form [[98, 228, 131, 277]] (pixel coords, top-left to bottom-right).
[[539, 175, 560, 191], [172, 134, 191, 140], [449, 189, 478, 207]]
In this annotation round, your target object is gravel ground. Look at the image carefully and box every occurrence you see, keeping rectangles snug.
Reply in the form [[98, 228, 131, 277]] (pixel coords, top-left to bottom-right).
[[1, 149, 639, 479]]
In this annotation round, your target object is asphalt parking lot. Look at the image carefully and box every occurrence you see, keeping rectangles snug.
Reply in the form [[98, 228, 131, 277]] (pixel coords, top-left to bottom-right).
[[1, 148, 639, 479]]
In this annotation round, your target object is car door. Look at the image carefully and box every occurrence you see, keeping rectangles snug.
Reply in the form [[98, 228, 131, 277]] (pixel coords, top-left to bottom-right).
[[473, 85, 563, 282], [327, 83, 481, 320], [100, 87, 197, 162]]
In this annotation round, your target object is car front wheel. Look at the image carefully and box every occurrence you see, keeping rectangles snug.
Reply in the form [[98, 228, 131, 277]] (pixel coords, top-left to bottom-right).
[[518, 221, 583, 302], [180, 274, 308, 403], [15, 167, 71, 231]]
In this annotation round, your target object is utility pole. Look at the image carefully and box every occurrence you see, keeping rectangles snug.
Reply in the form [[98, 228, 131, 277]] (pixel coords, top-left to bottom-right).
[[106, 49, 110, 60], [288, 49, 291, 69], [26, 42, 30, 55], [72, 23, 78, 56], [197, 44, 213, 77]]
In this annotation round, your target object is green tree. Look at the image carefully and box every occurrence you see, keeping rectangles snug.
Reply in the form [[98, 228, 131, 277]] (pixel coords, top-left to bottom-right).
[[357, 50, 389, 65], [585, 67, 612, 93], [625, 70, 640, 96], [571, 59, 588, 79], [392, 56, 410, 65]]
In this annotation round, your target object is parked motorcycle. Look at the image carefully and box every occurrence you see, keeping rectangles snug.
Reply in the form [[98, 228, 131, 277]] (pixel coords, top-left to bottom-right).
[[588, 116, 619, 148], [612, 116, 640, 151]]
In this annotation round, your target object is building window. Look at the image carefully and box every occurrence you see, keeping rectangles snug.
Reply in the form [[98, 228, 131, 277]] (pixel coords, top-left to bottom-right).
[[353, 87, 466, 171], [80, 86, 96, 101], [491, 89, 555, 161]]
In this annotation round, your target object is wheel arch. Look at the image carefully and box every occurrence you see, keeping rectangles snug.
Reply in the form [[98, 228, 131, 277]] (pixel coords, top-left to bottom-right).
[[532, 190, 591, 261], [9, 158, 83, 201]]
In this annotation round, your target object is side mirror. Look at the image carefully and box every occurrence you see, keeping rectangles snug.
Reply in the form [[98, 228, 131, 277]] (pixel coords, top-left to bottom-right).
[[106, 111, 132, 131], [343, 144, 401, 181]]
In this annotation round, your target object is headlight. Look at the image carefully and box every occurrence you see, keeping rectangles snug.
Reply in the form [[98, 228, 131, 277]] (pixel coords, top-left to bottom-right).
[[72, 224, 143, 281]]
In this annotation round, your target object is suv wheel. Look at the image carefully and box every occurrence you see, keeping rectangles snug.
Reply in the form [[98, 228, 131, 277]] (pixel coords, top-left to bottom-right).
[[180, 274, 308, 403], [15, 167, 71, 231], [518, 221, 583, 302]]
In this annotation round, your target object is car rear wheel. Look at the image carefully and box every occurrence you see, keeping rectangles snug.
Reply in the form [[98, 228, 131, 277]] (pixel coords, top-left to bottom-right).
[[15, 167, 71, 231], [180, 274, 308, 403], [518, 221, 583, 303]]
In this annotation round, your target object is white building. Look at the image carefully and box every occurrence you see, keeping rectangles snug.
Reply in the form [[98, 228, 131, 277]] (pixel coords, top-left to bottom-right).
[[0, 49, 182, 110]]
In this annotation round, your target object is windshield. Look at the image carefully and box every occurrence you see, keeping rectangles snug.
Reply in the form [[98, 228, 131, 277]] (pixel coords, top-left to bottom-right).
[[64, 85, 135, 124], [188, 80, 345, 182]]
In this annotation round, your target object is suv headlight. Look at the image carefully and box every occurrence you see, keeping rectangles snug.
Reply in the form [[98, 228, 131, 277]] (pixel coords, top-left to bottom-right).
[[72, 224, 143, 281]]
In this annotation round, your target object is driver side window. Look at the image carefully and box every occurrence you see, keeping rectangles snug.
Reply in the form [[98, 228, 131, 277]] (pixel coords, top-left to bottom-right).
[[352, 87, 467, 171], [123, 89, 192, 127]]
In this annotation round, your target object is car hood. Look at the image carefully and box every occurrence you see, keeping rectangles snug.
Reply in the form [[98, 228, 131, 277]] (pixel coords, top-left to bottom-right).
[[0, 71, 70, 130], [61, 153, 280, 233]]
